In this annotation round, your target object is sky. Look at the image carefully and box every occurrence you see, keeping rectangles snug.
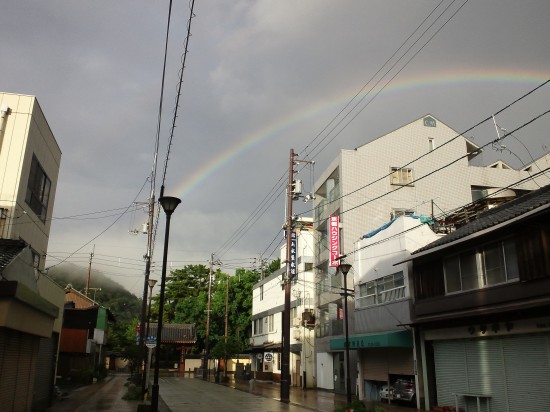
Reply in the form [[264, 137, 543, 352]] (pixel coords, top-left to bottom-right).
[[2, 0, 549, 296]]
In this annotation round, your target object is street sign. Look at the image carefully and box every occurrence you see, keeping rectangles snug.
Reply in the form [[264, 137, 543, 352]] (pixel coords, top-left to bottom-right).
[[146, 343, 156, 349], [264, 352, 273, 363]]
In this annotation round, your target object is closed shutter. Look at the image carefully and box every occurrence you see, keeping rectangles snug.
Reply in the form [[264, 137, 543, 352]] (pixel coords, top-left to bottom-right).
[[33, 335, 57, 410], [14, 333, 38, 412], [0, 329, 19, 410], [387, 348, 414, 376], [361, 348, 388, 381], [434, 340, 468, 407], [0, 329, 39, 412], [464, 338, 505, 412], [434, 333, 550, 412], [502, 333, 550, 412]]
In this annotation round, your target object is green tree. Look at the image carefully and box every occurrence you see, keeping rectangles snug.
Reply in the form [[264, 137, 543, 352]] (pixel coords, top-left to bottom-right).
[[163, 264, 211, 321]]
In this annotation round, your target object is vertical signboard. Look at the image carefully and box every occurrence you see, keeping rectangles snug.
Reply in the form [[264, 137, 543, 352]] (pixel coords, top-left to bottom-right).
[[329, 215, 340, 267], [290, 231, 297, 278]]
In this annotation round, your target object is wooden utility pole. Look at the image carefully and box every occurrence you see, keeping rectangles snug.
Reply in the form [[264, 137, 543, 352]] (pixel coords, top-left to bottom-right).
[[280, 149, 296, 403], [139, 194, 156, 399], [203, 253, 214, 380], [85, 245, 95, 296]]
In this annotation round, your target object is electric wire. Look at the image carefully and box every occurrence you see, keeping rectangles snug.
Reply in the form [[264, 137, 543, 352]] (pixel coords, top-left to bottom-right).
[[300, 0, 460, 160], [213, 0, 470, 261], [44, 176, 150, 271], [294, 80, 550, 221]]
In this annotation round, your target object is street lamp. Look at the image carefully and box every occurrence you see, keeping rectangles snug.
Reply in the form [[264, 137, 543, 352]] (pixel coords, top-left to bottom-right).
[[337, 262, 353, 404], [151, 196, 181, 412]]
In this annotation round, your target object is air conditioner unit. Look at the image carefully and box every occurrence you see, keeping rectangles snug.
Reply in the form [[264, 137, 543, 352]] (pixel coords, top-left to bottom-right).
[[293, 329, 301, 341], [292, 318, 301, 327]]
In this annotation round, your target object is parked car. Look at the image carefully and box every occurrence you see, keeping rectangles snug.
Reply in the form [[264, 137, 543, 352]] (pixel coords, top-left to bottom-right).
[[380, 384, 393, 401], [392, 378, 415, 403]]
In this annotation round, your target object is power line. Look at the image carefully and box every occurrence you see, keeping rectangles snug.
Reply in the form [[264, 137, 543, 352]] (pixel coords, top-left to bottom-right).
[[45, 176, 150, 271], [213, 0, 470, 261]]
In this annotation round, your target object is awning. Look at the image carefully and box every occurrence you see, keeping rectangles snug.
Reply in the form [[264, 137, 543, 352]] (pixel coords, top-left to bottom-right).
[[330, 330, 412, 351]]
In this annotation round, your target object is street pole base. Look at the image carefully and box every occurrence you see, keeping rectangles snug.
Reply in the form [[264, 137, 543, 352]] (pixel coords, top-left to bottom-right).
[[150, 384, 159, 412]]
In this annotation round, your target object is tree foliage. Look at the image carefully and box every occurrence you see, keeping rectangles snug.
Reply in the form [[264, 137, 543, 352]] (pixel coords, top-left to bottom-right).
[[163, 264, 210, 321]]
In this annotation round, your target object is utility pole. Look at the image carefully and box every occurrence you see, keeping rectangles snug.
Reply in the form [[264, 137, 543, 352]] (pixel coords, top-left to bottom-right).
[[203, 253, 214, 380], [85, 245, 95, 296], [224, 274, 229, 340], [280, 149, 313, 403], [281, 149, 296, 403], [139, 194, 155, 399]]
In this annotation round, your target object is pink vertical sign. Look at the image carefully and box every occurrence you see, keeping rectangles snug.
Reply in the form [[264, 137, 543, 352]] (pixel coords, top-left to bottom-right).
[[329, 215, 340, 267]]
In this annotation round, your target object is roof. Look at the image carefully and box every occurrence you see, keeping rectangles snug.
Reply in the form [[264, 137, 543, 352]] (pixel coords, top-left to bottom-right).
[[147, 323, 196, 344], [0, 239, 27, 274], [412, 184, 550, 256]]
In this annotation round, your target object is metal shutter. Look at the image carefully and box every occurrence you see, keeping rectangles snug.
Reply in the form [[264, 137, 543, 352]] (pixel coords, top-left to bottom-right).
[[434, 334, 550, 412], [33, 335, 57, 410], [361, 348, 388, 381], [502, 333, 550, 412], [434, 340, 468, 407], [14, 333, 38, 412], [464, 338, 505, 412], [387, 348, 414, 376]]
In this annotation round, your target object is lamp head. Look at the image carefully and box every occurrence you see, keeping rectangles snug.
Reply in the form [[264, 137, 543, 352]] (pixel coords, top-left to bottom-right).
[[148, 278, 158, 289], [159, 196, 181, 215], [338, 263, 352, 276]]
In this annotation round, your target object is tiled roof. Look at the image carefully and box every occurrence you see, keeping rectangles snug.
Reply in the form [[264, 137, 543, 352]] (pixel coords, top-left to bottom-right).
[[148, 323, 196, 343], [0, 239, 27, 273], [412, 184, 550, 255]]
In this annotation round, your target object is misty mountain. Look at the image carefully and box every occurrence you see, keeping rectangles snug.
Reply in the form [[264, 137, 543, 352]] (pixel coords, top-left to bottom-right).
[[46, 263, 142, 325]]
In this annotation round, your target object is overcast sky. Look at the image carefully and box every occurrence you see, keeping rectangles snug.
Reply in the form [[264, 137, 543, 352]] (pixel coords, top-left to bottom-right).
[[2, 0, 549, 296]]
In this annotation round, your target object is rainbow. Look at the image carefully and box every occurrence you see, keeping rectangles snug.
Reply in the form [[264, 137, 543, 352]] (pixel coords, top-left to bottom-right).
[[172, 70, 549, 199]]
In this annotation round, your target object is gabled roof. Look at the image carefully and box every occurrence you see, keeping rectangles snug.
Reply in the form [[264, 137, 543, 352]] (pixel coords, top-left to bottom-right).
[[0, 239, 27, 274], [412, 184, 550, 257]]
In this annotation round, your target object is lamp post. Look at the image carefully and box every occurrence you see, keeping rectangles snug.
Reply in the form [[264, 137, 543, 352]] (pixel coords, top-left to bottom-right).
[[151, 196, 181, 412], [337, 262, 353, 404]]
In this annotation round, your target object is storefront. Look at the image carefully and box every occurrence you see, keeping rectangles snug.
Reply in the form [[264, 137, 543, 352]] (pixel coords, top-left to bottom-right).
[[331, 330, 416, 403], [422, 318, 550, 411]]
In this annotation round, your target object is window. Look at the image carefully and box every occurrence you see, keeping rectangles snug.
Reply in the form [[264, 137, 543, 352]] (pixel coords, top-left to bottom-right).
[[268, 314, 274, 332], [0, 208, 7, 237], [428, 138, 435, 151], [259, 285, 264, 301], [390, 167, 414, 186], [25, 155, 51, 222], [254, 318, 263, 335], [443, 239, 519, 293], [391, 208, 415, 220], [357, 271, 405, 307]]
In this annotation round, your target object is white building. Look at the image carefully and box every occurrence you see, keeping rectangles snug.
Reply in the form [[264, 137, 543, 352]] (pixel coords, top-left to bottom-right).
[[0, 92, 64, 410], [0, 92, 61, 271], [313, 114, 549, 397], [353, 214, 441, 406], [249, 218, 316, 388]]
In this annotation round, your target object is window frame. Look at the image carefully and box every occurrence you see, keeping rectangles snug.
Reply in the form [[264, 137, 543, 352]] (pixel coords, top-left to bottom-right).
[[443, 239, 519, 294], [358, 271, 405, 307], [25, 155, 51, 222]]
